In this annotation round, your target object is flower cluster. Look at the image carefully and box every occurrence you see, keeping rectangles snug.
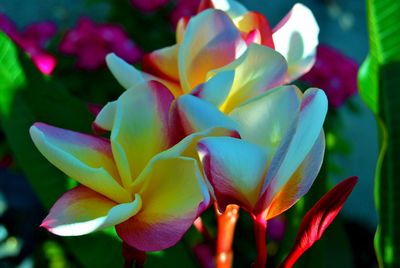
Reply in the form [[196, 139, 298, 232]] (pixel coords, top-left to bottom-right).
[[30, 0, 356, 266], [301, 45, 358, 108], [59, 17, 142, 70]]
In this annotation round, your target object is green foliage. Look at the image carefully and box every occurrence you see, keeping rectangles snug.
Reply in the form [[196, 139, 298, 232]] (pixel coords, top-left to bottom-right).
[[358, 0, 400, 113], [374, 63, 400, 267], [358, 0, 400, 267]]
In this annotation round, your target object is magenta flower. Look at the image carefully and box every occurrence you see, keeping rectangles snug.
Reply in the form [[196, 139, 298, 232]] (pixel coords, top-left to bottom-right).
[[300, 45, 358, 108], [59, 18, 142, 71], [0, 13, 57, 75]]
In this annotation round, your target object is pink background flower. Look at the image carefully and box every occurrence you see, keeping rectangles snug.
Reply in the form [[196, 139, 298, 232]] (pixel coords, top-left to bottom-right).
[[59, 17, 142, 71], [301, 45, 358, 108]]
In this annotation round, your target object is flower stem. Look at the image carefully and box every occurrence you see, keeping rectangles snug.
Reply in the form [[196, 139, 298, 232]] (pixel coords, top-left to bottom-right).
[[253, 215, 267, 268], [215, 204, 240, 268], [122, 242, 146, 268]]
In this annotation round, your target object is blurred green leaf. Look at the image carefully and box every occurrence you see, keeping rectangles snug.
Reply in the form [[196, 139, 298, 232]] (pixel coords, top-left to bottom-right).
[[358, 0, 400, 267], [358, 1, 400, 113], [0, 32, 25, 115], [373, 63, 400, 268]]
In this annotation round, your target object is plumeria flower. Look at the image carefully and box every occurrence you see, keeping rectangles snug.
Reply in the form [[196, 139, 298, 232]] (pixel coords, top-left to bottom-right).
[[59, 17, 142, 71], [198, 86, 326, 267], [183, 86, 327, 220], [300, 45, 358, 108], [103, 1, 318, 126], [195, 0, 319, 81], [140, 0, 318, 92], [100, 11, 287, 131], [169, 83, 327, 267], [0, 13, 57, 75], [30, 80, 236, 251]]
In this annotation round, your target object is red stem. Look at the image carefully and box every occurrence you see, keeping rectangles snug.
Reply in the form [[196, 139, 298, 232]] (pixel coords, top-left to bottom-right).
[[215, 204, 240, 268], [253, 214, 267, 268], [279, 246, 306, 268]]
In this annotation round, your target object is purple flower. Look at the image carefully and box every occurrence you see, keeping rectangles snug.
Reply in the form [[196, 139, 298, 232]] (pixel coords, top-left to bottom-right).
[[301, 45, 358, 108], [59, 18, 142, 71]]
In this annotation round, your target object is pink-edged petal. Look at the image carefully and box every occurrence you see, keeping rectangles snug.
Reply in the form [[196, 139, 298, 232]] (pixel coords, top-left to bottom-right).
[[281, 177, 358, 267], [111, 80, 174, 188], [116, 157, 207, 251], [42, 185, 141, 236], [258, 88, 327, 212], [142, 44, 181, 91], [92, 100, 116, 134], [106, 53, 146, 89], [179, 9, 246, 92], [266, 132, 325, 219], [273, 4, 319, 81], [198, 137, 268, 212], [30, 123, 131, 203], [172, 94, 238, 136], [191, 70, 235, 107], [235, 11, 274, 48], [229, 85, 301, 150], [210, 43, 288, 113]]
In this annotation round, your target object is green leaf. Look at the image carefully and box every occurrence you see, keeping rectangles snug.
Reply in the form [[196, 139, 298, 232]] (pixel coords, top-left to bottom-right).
[[0, 32, 25, 116], [358, 0, 400, 266], [358, 0, 400, 113], [374, 62, 400, 267]]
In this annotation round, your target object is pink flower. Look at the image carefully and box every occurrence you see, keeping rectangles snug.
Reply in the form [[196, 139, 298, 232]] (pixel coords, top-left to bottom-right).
[[0, 13, 57, 75], [300, 45, 358, 108], [59, 18, 142, 71]]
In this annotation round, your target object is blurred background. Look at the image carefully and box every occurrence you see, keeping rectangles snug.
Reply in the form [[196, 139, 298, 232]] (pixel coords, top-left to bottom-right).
[[0, 0, 378, 267]]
